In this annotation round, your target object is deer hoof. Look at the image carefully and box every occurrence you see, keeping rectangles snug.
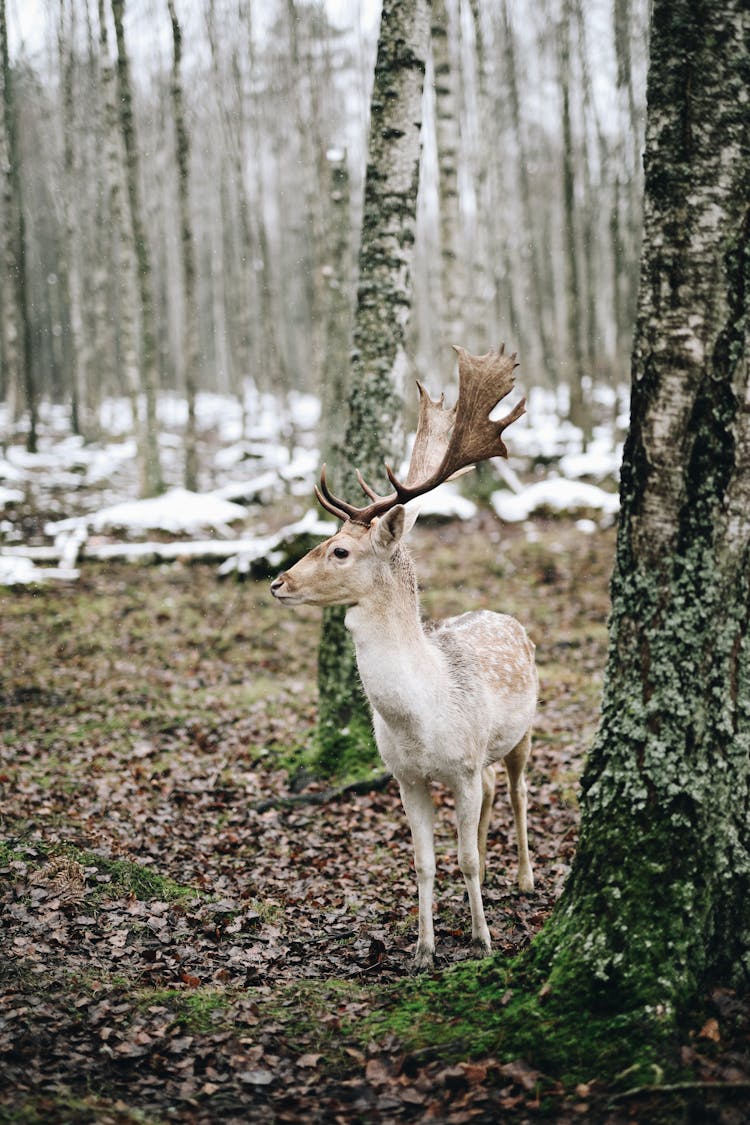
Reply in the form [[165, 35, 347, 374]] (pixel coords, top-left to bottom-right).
[[413, 944, 435, 972], [471, 938, 492, 959], [518, 870, 535, 894]]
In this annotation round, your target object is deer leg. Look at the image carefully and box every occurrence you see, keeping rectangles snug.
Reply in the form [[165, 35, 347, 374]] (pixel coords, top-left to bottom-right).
[[398, 778, 436, 970], [478, 764, 497, 884], [454, 774, 492, 955], [504, 729, 534, 893]]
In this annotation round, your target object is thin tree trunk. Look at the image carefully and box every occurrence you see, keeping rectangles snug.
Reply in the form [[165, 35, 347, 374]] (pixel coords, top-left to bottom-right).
[[98, 0, 141, 462], [111, 0, 164, 497], [499, 0, 555, 383], [431, 0, 463, 374], [58, 0, 86, 437], [0, 0, 37, 450], [166, 0, 200, 491], [316, 0, 430, 776], [319, 149, 354, 471], [558, 2, 591, 443]]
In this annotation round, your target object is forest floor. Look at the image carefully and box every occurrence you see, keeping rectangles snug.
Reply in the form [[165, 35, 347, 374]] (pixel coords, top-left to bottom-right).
[[1, 514, 749, 1124]]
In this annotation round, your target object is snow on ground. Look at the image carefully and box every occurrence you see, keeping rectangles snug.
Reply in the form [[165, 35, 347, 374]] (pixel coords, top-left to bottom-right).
[[47, 488, 248, 538], [1, 382, 626, 584], [491, 477, 620, 524]]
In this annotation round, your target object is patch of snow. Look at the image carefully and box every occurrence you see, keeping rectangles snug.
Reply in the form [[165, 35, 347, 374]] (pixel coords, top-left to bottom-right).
[[0, 485, 24, 505], [411, 482, 477, 521], [0, 458, 25, 483], [0, 554, 79, 585], [212, 472, 283, 504], [559, 440, 623, 481], [46, 488, 248, 538], [218, 509, 336, 578], [491, 477, 620, 523]]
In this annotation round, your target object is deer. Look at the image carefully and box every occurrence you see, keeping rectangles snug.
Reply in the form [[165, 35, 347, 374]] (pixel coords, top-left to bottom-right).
[[270, 345, 537, 969]]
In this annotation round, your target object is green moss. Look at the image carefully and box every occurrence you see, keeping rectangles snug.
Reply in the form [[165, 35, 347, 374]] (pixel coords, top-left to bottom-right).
[[0, 837, 197, 904], [363, 947, 671, 1089], [134, 987, 229, 1033], [0, 1091, 160, 1124]]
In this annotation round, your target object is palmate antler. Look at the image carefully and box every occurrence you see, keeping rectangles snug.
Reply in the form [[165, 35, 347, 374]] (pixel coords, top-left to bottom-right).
[[316, 344, 526, 525]]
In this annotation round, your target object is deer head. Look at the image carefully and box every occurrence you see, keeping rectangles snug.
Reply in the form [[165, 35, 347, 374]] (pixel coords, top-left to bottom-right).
[[271, 344, 525, 607]]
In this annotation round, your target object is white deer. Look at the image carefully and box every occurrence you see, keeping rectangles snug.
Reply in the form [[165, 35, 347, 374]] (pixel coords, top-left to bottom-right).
[[270, 345, 536, 969]]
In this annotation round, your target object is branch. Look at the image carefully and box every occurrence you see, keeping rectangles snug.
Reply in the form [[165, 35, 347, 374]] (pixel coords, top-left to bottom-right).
[[609, 1080, 750, 1106], [251, 772, 394, 813]]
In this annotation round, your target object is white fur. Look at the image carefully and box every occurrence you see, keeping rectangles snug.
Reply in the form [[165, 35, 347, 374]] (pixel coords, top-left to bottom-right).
[[271, 506, 537, 968]]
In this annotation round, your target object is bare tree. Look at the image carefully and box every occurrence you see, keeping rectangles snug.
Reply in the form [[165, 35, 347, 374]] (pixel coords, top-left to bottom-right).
[[316, 0, 431, 775], [0, 0, 36, 450], [111, 0, 163, 496], [166, 0, 199, 490]]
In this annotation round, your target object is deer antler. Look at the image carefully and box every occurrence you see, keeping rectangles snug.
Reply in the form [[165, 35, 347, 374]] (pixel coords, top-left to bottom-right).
[[316, 344, 526, 526]]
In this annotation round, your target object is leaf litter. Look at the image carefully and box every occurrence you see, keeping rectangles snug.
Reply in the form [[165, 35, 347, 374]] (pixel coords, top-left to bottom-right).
[[2, 518, 748, 1122]]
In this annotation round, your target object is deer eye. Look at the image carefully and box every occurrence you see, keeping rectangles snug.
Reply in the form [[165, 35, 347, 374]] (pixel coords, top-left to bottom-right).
[[333, 547, 349, 560]]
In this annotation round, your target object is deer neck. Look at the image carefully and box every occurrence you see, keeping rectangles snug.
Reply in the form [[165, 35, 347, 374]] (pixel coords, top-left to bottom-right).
[[344, 548, 438, 724], [345, 547, 423, 644]]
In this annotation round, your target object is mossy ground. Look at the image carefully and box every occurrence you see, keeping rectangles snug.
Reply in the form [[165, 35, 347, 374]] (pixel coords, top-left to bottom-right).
[[3, 519, 746, 1121]]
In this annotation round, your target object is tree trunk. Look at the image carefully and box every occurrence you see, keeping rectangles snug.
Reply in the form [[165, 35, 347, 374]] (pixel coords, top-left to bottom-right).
[[319, 149, 354, 471], [166, 0, 200, 492], [0, 0, 37, 451], [534, 0, 750, 1017], [316, 0, 430, 776], [98, 0, 142, 463], [431, 0, 463, 375], [111, 0, 164, 497], [498, 0, 556, 384], [58, 0, 87, 438], [558, 3, 591, 443]]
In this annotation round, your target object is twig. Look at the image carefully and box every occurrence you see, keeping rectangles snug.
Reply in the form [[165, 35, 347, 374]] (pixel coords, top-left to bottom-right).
[[609, 1079, 750, 1105], [251, 772, 393, 813]]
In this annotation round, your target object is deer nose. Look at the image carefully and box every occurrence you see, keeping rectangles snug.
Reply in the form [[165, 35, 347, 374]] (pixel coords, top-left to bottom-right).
[[270, 576, 286, 597]]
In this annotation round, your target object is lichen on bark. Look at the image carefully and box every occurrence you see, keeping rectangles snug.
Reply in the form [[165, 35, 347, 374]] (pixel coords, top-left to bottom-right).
[[314, 0, 430, 776], [529, 0, 750, 1017]]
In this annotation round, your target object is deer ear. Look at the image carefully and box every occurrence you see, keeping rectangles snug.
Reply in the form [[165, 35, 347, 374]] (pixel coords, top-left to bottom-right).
[[371, 505, 407, 556]]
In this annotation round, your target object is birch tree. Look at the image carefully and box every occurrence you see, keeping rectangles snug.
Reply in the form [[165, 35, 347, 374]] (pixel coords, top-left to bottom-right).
[[0, 0, 36, 450], [523, 0, 750, 1037], [431, 0, 463, 372], [111, 0, 163, 497], [166, 0, 199, 490], [316, 0, 431, 774]]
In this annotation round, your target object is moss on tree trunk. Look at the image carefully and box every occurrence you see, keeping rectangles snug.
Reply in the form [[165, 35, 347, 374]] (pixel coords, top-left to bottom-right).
[[369, 0, 749, 1082], [315, 0, 429, 776], [531, 0, 750, 1018]]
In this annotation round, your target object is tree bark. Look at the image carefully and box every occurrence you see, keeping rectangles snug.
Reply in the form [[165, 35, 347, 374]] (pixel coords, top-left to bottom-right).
[[0, 0, 37, 450], [558, 2, 591, 443], [58, 0, 87, 437], [111, 0, 164, 497], [166, 0, 200, 491], [534, 0, 750, 1014], [431, 0, 463, 374], [316, 0, 430, 775]]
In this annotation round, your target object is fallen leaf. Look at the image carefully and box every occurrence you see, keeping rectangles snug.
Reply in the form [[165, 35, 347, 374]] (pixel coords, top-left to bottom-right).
[[699, 1017, 720, 1042], [296, 1052, 322, 1068]]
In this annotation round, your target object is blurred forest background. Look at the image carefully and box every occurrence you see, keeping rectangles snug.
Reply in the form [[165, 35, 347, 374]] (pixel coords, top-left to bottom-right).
[[0, 0, 647, 490]]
